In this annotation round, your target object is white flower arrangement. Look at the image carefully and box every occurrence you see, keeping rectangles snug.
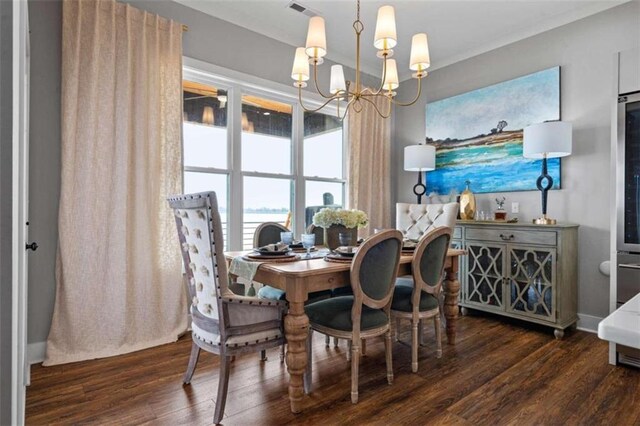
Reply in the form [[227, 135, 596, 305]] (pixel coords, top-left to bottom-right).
[[312, 208, 369, 229]]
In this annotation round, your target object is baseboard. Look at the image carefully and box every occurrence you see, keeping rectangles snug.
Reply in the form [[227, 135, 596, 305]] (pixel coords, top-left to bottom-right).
[[577, 314, 603, 334], [27, 341, 46, 365]]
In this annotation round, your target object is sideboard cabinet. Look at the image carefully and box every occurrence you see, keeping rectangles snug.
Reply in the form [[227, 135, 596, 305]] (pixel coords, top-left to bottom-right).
[[453, 221, 579, 338]]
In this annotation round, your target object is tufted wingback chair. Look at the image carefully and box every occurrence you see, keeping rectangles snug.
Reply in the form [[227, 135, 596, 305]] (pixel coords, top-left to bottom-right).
[[396, 203, 459, 240], [168, 192, 286, 425]]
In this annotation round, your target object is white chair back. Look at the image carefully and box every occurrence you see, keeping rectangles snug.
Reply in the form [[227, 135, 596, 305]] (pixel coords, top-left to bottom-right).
[[396, 202, 459, 240]]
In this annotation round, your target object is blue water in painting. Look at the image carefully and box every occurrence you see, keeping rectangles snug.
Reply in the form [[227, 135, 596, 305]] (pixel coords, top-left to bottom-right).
[[425, 140, 560, 194]]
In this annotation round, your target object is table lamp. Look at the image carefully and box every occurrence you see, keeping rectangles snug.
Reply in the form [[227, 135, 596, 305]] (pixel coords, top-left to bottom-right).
[[523, 121, 572, 225], [404, 144, 435, 204]]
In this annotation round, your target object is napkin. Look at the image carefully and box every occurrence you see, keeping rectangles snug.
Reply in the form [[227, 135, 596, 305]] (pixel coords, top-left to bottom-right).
[[257, 242, 289, 252]]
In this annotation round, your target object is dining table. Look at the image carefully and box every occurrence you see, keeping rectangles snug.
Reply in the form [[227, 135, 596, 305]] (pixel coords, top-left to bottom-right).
[[225, 247, 466, 414]]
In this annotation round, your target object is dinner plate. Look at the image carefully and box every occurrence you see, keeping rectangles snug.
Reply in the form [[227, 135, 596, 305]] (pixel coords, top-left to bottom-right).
[[253, 248, 291, 256], [333, 247, 357, 258]]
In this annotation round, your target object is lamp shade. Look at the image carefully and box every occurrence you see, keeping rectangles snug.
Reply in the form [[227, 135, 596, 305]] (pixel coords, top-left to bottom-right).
[[305, 16, 327, 58], [383, 59, 399, 91], [404, 144, 435, 171], [523, 121, 572, 159], [291, 47, 310, 82], [329, 65, 346, 94], [374, 5, 397, 50], [409, 33, 430, 72]]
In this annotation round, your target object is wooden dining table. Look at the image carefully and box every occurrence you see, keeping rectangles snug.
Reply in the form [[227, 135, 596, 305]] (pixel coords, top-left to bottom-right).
[[225, 248, 466, 414]]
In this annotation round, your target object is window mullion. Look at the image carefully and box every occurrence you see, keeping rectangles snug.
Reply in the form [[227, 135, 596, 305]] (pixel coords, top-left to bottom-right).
[[293, 103, 305, 237], [229, 86, 244, 251]]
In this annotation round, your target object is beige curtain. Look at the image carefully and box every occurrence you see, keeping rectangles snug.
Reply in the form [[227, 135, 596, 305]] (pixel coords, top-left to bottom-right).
[[347, 95, 392, 235], [45, 0, 185, 365]]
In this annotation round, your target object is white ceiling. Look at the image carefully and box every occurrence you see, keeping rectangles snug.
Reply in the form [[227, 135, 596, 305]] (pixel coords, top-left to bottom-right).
[[175, 0, 628, 81]]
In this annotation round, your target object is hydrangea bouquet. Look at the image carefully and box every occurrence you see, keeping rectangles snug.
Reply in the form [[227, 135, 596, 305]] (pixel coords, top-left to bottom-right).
[[312, 208, 369, 229]]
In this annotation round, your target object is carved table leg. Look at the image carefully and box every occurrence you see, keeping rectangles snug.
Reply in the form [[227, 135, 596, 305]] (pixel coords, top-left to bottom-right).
[[285, 280, 309, 414], [443, 256, 461, 345]]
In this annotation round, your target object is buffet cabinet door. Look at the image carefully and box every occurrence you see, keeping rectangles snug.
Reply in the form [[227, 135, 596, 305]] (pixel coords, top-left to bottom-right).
[[464, 243, 506, 312], [506, 246, 557, 322]]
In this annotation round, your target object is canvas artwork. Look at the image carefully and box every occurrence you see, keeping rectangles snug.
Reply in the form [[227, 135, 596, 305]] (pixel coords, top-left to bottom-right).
[[425, 67, 560, 194]]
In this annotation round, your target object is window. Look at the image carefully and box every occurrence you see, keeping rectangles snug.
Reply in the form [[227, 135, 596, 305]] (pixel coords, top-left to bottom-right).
[[183, 80, 229, 247], [182, 68, 345, 251], [303, 111, 345, 228]]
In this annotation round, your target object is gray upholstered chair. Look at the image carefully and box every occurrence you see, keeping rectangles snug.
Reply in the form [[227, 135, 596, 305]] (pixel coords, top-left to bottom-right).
[[303, 230, 403, 403], [253, 221, 289, 248], [396, 202, 458, 240], [168, 192, 286, 425], [391, 227, 452, 373]]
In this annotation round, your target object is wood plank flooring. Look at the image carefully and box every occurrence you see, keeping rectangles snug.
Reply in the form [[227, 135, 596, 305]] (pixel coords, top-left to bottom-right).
[[26, 315, 640, 425]]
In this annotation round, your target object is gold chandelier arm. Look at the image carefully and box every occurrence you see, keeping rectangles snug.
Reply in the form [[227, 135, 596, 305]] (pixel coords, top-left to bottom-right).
[[360, 95, 392, 119], [338, 97, 357, 121], [312, 60, 336, 99], [297, 84, 342, 114], [368, 54, 389, 96], [390, 76, 423, 107]]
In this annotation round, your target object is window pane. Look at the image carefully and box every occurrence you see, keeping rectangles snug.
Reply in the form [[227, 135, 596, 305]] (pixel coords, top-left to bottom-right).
[[243, 176, 292, 249], [304, 112, 343, 179], [304, 180, 344, 228], [184, 172, 228, 247], [183, 81, 227, 169], [241, 95, 292, 174]]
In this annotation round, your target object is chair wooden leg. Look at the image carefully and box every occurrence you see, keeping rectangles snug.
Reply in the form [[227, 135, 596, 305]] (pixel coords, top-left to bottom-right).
[[385, 329, 393, 384], [213, 355, 231, 425], [418, 319, 425, 346], [183, 342, 200, 384], [333, 337, 339, 347], [304, 329, 313, 394], [350, 341, 360, 404], [280, 344, 285, 363], [434, 314, 443, 358], [346, 340, 352, 361], [361, 338, 367, 356], [325, 334, 330, 347], [411, 319, 419, 373], [259, 350, 267, 361]]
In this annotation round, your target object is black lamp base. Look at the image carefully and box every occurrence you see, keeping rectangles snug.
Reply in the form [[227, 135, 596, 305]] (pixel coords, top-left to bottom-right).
[[412, 171, 426, 204], [534, 156, 556, 225]]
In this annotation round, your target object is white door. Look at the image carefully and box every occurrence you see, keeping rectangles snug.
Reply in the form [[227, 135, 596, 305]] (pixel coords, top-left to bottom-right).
[[12, 1, 30, 424]]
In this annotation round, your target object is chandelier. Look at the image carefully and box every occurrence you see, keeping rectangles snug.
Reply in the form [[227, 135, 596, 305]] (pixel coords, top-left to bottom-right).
[[291, 0, 430, 119]]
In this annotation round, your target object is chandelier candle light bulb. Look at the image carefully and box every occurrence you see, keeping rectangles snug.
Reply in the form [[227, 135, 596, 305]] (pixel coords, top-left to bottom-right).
[[291, 0, 430, 119]]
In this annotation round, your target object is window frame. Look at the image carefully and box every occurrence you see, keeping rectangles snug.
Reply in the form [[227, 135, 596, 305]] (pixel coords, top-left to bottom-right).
[[183, 58, 347, 251]]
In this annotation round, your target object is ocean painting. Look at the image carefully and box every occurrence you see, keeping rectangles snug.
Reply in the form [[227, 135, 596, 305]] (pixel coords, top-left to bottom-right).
[[425, 67, 560, 194]]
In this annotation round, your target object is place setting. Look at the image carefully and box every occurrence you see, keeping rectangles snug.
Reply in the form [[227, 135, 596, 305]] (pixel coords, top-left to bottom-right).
[[325, 232, 359, 263], [243, 242, 300, 263]]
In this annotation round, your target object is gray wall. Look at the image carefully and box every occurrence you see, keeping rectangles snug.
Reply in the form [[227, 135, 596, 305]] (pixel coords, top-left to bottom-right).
[[1, 0, 13, 423], [393, 1, 640, 318], [26, 0, 375, 345]]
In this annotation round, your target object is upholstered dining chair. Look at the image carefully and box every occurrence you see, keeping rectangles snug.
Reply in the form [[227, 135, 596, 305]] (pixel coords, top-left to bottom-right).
[[396, 202, 458, 240], [253, 221, 289, 248], [391, 226, 452, 373], [306, 223, 324, 246], [303, 229, 403, 403], [168, 192, 286, 425]]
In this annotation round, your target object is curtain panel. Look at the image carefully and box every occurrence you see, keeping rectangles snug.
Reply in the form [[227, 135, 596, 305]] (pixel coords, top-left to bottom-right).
[[45, 0, 185, 365], [347, 95, 392, 236]]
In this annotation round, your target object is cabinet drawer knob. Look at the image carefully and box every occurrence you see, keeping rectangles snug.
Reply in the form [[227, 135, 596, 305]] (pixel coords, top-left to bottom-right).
[[499, 234, 514, 241]]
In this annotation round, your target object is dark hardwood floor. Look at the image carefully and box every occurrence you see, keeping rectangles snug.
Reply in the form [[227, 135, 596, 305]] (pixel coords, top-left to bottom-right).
[[26, 315, 640, 425]]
